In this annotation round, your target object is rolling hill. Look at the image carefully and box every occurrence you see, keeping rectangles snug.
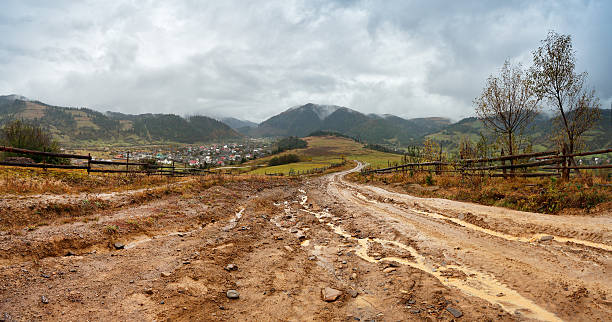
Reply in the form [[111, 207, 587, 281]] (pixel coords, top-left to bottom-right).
[[0, 95, 242, 147]]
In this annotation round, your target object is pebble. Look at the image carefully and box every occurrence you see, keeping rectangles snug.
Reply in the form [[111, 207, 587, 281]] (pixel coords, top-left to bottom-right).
[[69, 269, 77, 273], [348, 289, 359, 298], [284, 246, 294, 252], [144, 288, 153, 295], [539, 235, 554, 242], [225, 264, 238, 271], [308, 256, 316, 261], [113, 242, 125, 250], [161, 272, 171, 277], [446, 306, 463, 318], [321, 287, 343, 302], [41, 296, 49, 304], [350, 273, 357, 280], [226, 290, 240, 299], [383, 267, 396, 273]]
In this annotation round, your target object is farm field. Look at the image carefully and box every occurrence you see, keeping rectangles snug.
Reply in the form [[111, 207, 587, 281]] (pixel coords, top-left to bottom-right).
[[247, 136, 404, 175]]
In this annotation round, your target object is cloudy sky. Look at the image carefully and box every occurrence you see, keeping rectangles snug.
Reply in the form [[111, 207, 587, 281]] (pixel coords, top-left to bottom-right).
[[1, 0, 610, 122]]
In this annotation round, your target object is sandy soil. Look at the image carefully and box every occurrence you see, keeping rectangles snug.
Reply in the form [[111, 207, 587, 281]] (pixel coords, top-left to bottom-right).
[[0, 164, 610, 321]]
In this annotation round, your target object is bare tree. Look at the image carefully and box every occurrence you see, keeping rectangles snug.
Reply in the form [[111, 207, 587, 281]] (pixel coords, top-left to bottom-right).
[[474, 60, 540, 163], [530, 31, 601, 157]]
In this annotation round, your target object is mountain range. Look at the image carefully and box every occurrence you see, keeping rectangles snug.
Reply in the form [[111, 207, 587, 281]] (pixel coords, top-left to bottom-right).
[[1, 95, 610, 151], [246, 103, 451, 145], [0, 95, 241, 147]]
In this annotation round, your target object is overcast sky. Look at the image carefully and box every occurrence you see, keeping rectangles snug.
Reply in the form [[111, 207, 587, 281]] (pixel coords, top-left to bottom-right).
[[1, 0, 610, 122]]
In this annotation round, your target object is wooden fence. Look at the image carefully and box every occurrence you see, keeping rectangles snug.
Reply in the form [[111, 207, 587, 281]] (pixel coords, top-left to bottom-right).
[[0, 146, 214, 177], [361, 148, 612, 179]]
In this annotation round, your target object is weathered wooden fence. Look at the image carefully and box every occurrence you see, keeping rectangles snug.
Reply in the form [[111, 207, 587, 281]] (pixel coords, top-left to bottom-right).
[[0, 146, 213, 176], [361, 148, 612, 179]]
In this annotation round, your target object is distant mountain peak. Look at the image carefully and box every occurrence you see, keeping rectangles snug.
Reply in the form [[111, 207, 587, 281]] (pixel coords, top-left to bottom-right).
[[287, 103, 347, 120], [220, 117, 258, 130], [0, 94, 29, 101]]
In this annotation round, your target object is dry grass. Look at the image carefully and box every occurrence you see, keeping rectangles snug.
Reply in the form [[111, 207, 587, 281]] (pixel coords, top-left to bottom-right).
[[350, 171, 611, 215], [0, 166, 181, 195]]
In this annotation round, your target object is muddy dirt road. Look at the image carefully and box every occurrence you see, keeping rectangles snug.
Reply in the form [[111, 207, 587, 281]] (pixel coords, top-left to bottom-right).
[[0, 165, 610, 321], [313, 163, 611, 321]]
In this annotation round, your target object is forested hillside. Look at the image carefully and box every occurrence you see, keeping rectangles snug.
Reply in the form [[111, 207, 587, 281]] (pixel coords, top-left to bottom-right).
[[0, 96, 241, 146]]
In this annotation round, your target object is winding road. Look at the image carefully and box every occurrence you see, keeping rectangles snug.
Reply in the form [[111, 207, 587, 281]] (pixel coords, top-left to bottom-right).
[[305, 162, 612, 321]]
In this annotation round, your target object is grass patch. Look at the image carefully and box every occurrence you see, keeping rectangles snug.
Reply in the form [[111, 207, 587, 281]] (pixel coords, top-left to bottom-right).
[[247, 136, 403, 175]]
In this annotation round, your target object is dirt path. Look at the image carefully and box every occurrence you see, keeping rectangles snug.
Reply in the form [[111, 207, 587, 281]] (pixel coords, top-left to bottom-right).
[[309, 163, 611, 321], [0, 165, 609, 321]]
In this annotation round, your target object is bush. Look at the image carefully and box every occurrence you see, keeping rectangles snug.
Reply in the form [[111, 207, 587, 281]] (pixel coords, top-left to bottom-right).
[[0, 120, 67, 164], [274, 137, 307, 153], [268, 154, 300, 166]]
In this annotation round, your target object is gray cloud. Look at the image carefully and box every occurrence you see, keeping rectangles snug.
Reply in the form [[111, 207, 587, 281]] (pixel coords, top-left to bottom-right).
[[0, 0, 610, 122]]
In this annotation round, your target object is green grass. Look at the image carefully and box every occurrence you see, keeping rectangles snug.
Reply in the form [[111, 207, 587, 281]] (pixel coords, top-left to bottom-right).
[[246, 136, 404, 174], [249, 161, 336, 175]]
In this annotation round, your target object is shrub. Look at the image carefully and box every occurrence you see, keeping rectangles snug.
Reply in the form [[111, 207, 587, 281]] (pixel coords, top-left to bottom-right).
[[425, 172, 435, 186], [0, 120, 67, 164], [268, 154, 300, 166], [274, 137, 307, 153]]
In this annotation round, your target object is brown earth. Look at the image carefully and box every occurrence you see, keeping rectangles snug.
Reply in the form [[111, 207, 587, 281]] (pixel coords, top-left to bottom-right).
[[0, 164, 610, 321]]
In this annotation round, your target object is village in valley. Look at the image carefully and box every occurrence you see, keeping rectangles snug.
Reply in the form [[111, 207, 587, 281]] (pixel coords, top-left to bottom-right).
[[69, 139, 273, 168]]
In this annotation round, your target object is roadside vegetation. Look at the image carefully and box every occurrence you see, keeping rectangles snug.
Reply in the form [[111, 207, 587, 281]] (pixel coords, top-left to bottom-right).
[[0, 166, 180, 195], [349, 170, 610, 215]]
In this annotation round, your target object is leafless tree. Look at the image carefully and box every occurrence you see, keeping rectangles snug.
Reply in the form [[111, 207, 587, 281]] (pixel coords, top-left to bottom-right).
[[530, 31, 601, 157], [474, 60, 540, 162]]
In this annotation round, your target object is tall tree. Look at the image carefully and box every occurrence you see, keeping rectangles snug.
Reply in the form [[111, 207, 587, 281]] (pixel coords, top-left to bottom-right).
[[474, 60, 540, 161], [530, 31, 601, 157]]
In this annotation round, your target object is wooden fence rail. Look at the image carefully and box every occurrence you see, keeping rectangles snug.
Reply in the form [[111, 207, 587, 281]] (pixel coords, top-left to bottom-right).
[[362, 148, 611, 179], [0, 145, 213, 176]]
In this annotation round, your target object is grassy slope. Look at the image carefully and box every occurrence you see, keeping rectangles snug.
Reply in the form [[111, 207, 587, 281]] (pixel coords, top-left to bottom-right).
[[247, 136, 404, 175]]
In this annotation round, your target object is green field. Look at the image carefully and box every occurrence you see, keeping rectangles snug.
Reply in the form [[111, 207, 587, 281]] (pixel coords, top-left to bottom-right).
[[246, 136, 404, 175]]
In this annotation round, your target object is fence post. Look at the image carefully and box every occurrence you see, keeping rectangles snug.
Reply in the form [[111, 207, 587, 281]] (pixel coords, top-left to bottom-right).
[[562, 144, 569, 181], [501, 148, 507, 179], [87, 153, 91, 175], [126, 151, 130, 173]]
